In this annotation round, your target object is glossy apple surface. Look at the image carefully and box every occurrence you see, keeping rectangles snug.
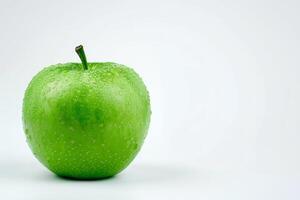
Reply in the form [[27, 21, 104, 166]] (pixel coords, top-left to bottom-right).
[[22, 46, 151, 179]]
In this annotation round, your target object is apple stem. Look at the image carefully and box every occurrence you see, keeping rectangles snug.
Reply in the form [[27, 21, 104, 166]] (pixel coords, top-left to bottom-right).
[[75, 45, 88, 70]]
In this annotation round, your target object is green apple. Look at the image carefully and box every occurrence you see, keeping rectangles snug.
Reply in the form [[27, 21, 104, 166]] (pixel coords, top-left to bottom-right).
[[22, 45, 151, 179]]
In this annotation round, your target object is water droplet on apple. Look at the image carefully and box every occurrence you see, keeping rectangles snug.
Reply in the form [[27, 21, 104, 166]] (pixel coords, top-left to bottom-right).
[[27, 134, 32, 141]]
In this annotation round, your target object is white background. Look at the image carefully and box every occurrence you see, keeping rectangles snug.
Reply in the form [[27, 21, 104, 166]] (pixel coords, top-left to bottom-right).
[[1, 0, 300, 199]]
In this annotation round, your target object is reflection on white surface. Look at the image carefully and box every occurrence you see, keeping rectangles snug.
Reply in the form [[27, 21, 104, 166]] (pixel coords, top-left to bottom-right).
[[0, 160, 201, 200], [0, 160, 299, 200]]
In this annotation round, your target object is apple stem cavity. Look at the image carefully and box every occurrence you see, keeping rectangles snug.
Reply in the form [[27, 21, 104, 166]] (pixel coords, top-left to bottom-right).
[[75, 45, 88, 70]]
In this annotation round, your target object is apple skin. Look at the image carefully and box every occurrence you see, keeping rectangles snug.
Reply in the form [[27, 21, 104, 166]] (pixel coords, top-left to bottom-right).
[[22, 62, 151, 179]]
